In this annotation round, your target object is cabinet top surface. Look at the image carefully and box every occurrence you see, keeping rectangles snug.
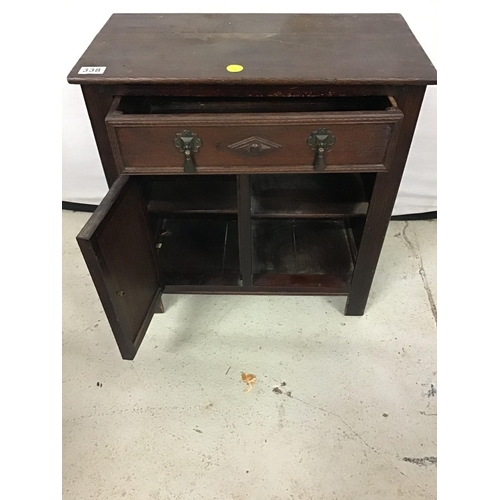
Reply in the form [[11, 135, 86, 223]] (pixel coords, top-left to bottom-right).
[[67, 14, 436, 86]]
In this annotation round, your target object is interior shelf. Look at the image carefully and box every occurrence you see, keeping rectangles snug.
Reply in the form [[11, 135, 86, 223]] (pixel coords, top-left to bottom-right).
[[147, 175, 237, 214], [156, 217, 240, 286], [252, 219, 354, 290], [251, 173, 368, 219]]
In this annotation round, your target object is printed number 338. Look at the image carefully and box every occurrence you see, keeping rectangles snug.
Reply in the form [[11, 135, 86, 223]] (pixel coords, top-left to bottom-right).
[[78, 67, 106, 75]]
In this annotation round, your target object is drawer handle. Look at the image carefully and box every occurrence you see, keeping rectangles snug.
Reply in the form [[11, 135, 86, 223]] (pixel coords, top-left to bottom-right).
[[307, 128, 336, 171], [174, 129, 202, 173]]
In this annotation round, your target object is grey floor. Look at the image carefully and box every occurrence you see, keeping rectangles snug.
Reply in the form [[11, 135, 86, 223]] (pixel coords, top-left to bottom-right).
[[63, 211, 437, 500]]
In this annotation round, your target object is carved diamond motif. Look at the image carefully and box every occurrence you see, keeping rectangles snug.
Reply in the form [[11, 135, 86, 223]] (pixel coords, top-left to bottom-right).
[[227, 136, 282, 157]]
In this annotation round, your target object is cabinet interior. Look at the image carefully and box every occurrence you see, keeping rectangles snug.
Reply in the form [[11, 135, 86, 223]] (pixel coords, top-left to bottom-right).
[[138, 172, 374, 291], [116, 95, 396, 115]]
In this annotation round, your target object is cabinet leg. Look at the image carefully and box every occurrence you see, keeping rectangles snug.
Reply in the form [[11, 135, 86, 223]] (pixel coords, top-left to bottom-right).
[[154, 296, 165, 314], [345, 87, 427, 316], [344, 293, 368, 316]]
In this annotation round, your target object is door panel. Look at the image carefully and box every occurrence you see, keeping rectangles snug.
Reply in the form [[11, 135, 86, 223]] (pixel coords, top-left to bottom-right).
[[77, 176, 162, 360]]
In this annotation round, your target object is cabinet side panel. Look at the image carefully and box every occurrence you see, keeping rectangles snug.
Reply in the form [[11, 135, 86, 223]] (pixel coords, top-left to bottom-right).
[[81, 85, 120, 186], [345, 86, 427, 315]]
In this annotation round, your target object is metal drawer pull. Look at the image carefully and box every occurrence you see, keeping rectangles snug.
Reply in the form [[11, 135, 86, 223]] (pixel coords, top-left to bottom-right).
[[307, 128, 336, 171], [174, 129, 202, 173]]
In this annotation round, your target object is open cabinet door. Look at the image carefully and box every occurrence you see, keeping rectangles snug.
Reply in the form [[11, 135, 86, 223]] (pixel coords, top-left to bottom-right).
[[77, 176, 162, 360]]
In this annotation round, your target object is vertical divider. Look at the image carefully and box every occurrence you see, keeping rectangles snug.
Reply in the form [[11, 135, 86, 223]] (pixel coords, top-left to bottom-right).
[[237, 174, 253, 286]]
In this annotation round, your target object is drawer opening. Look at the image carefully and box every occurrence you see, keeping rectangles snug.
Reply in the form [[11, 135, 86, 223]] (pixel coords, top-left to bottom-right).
[[115, 95, 398, 115], [252, 219, 354, 290], [250, 173, 370, 219]]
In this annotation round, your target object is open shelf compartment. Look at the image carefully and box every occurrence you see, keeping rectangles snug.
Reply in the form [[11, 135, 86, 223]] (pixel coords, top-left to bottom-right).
[[142, 173, 366, 292], [251, 173, 369, 219], [147, 175, 237, 214], [142, 176, 240, 286], [155, 216, 240, 286], [252, 218, 355, 290]]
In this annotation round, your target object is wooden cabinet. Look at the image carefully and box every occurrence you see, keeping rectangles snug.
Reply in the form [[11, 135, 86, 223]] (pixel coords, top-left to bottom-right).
[[68, 14, 436, 360]]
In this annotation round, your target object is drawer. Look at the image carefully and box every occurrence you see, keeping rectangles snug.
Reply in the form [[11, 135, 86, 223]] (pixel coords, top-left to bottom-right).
[[106, 96, 404, 175]]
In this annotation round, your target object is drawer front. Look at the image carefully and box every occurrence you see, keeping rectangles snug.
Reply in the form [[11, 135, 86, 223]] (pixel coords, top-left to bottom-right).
[[106, 101, 403, 175]]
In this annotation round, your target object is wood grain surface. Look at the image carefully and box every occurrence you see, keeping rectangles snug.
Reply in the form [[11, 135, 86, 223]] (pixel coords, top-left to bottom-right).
[[68, 14, 436, 86]]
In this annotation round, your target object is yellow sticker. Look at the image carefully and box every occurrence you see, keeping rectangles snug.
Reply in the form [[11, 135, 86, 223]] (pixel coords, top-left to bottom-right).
[[226, 64, 244, 73]]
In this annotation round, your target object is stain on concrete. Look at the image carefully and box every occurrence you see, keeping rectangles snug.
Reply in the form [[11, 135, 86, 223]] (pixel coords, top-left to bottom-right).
[[193, 429, 203, 433], [427, 384, 437, 397], [273, 385, 292, 398], [241, 373, 256, 393], [403, 456, 437, 466], [278, 401, 285, 429], [402, 222, 437, 323]]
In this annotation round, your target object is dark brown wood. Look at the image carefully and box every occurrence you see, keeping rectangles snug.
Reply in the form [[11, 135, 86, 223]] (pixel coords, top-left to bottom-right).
[[155, 217, 240, 286], [252, 219, 353, 290], [345, 216, 367, 258], [81, 86, 120, 186], [345, 86, 427, 315], [76, 176, 163, 359], [237, 175, 253, 286], [345, 219, 359, 263], [67, 14, 436, 86], [76, 84, 417, 189], [251, 173, 368, 218], [106, 83, 413, 98], [147, 175, 237, 214], [106, 101, 403, 175], [116, 95, 396, 114], [162, 285, 348, 296], [68, 14, 436, 359], [154, 296, 165, 314]]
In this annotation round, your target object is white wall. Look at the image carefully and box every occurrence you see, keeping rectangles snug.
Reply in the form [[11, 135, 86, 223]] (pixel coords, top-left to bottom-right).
[[62, 1, 436, 215]]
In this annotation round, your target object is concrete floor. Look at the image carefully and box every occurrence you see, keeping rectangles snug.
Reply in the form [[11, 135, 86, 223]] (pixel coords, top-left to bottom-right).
[[62, 211, 437, 500]]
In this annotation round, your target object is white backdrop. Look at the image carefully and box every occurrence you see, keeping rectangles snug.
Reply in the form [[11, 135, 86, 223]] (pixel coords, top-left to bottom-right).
[[62, 2, 437, 215]]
